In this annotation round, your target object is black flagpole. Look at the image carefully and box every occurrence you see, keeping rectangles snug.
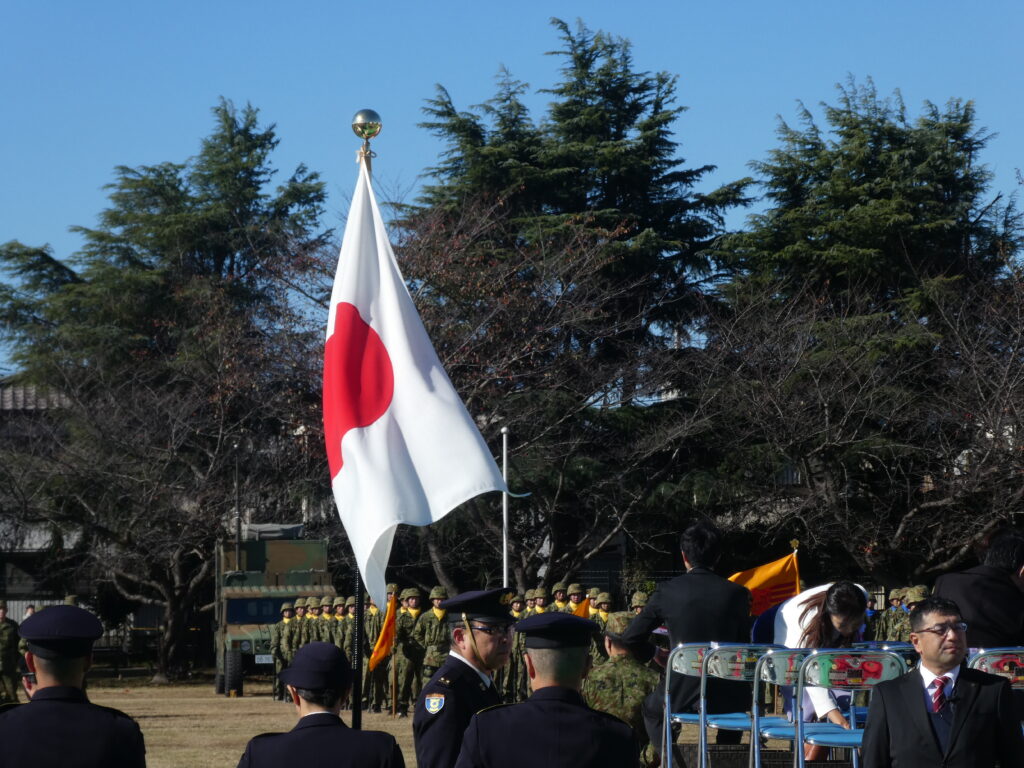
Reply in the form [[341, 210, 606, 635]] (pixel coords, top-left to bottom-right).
[[352, 569, 364, 729]]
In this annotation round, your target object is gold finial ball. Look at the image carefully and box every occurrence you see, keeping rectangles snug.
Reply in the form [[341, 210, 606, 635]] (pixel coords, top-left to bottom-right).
[[352, 109, 382, 141]]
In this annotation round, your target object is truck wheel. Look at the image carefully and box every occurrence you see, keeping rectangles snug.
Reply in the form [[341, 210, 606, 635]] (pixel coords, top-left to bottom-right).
[[225, 649, 244, 697], [214, 672, 225, 694]]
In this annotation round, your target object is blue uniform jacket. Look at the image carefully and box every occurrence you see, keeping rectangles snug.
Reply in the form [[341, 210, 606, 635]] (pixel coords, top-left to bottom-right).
[[414, 654, 501, 768], [0, 685, 145, 768], [236, 711, 404, 768], [454, 686, 639, 768]]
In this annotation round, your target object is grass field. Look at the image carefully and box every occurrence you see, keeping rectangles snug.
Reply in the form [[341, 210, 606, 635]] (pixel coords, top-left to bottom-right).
[[83, 679, 417, 768], [55, 675, 779, 768]]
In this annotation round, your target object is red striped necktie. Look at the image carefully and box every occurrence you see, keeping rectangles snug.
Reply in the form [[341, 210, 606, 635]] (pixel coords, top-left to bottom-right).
[[931, 676, 951, 713]]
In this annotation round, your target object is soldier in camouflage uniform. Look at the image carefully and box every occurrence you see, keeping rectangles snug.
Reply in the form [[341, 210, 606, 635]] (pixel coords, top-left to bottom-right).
[[282, 597, 306, 662], [873, 588, 906, 641], [551, 582, 569, 613], [394, 587, 425, 716], [269, 602, 294, 701], [524, 589, 536, 617], [564, 583, 587, 614], [503, 594, 529, 703], [302, 596, 326, 646], [582, 611, 660, 767], [630, 591, 648, 615], [362, 593, 386, 711], [589, 592, 613, 667], [0, 600, 20, 703], [587, 587, 601, 618], [413, 586, 449, 686], [885, 585, 928, 642], [341, 596, 359, 657], [330, 596, 347, 648], [532, 586, 551, 614]]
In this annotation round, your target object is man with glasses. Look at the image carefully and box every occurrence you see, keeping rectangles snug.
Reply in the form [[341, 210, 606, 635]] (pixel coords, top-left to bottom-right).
[[862, 596, 1023, 768], [413, 589, 513, 768]]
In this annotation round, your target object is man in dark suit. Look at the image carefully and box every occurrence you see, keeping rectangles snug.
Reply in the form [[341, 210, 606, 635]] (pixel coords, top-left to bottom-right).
[[454, 612, 639, 768], [933, 529, 1024, 648], [0, 604, 146, 768], [236, 641, 404, 768], [414, 589, 511, 768], [862, 596, 1023, 768], [620, 520, 752, 755]]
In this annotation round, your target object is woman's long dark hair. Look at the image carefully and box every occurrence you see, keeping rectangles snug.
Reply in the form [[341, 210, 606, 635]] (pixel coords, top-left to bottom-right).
[[798, 581, 867, 648]]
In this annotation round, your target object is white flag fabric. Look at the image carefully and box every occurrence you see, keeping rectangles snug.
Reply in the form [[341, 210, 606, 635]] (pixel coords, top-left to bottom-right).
[[323, 160, 507, 609]]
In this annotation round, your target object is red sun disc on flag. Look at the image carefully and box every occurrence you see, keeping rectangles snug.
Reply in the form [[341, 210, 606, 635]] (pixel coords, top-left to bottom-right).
[[323, 302, 395, 479]]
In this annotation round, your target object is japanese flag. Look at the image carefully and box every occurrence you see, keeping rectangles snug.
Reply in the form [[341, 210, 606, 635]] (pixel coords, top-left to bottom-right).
[[323, 160, 507, 608]]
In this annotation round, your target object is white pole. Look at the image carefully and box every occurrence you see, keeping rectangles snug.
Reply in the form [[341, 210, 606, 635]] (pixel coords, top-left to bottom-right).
[[501, 426, 509, 588]]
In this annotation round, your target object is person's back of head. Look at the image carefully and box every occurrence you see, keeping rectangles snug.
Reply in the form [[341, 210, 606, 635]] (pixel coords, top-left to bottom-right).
[[679, 520, 722, 569], [982, 530, 1024, 575]]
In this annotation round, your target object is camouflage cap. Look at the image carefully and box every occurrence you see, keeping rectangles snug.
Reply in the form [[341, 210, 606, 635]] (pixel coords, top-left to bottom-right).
[[525, 589, 536, 600], [333, 596, 346, 607], [0, 600, 7, 610], [888, 588, 905, 601], [630, 591, 648, 608], [903, 585, 929, 604], [603, 611, 633, 638], [345, 596, 356, 607], [313, 596, 329, 607], [587, 587, 600, 600], [552, 582, 568, 593], [386, 583, 398, 594], [400, 587, 422, 600], [511, 594, 526, 604], [533, 586, 549, 598], [280, 602, 294, 612], [294, 597, 307, 608], [596, 592, 612, 606], [567, 583, 585, 596], [429, 586, 448, 600]]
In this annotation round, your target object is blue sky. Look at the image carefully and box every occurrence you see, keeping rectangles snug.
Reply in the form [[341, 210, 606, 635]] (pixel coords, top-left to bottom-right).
[[3, 1, 1022, 262]]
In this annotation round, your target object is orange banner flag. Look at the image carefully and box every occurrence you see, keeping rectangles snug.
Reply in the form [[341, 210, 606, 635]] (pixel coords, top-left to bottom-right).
[[729, 552, 800, 616], [369, 593, 398, 671], [573, 598, 591, 618]]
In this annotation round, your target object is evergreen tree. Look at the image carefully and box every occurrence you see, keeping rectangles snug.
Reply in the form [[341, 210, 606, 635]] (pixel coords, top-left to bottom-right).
[[0, 100, 329, 677]]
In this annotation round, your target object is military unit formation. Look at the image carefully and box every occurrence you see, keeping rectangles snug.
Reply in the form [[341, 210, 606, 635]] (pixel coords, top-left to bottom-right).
[[268, 582, 647, 715]]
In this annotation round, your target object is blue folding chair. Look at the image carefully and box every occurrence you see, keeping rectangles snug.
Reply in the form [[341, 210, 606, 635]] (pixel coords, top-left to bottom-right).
[[760, 648, 907, 768], [751, 648, 818, 768], [695, 644, 783, 768], [664, 643, 710, 765], [968, 647, 1024, 734]]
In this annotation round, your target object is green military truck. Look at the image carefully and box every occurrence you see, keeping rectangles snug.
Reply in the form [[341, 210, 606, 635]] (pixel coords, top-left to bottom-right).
[[214, 523, 334, 696]]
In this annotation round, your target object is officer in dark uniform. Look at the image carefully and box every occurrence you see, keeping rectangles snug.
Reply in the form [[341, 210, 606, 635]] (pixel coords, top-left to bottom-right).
[[0, 604, 147, 768], [454, 612, 639, 768], [413, 588, 513, 768], [236, 641, 404, 767]]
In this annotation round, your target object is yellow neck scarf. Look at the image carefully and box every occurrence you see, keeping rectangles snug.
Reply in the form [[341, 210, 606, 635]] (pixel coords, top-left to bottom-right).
[[408, 608, 422, 620], [282, 617, 291, 624], [369, 606, 379, 615], [432, 608, 446, 621], [511, 610, 522, 619], [599, 610, 609, 622], [554, 600, 568, 610], [534, 605, 547, 614]]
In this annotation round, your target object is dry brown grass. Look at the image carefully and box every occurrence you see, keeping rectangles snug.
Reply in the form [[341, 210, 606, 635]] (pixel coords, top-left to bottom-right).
[[86, 680, 417, 768]]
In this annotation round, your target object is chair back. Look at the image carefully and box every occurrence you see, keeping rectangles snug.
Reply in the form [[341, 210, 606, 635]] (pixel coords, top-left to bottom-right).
[[793, 649, 907, 768], [852, 640, 919, 668], [664, 644, 710, 763], [968, 647, 1024, 688]]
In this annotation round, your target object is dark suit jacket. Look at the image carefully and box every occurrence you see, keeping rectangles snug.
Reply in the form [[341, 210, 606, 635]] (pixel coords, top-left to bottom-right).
[[862, 666, 1023, 768], [236, 711, 404, 768], [933, 565, 1024, 648], [413, 654, 501, 768], [620, 567, 752, 713], [453, 686, 639, 768], [0, 686, 146, 768]]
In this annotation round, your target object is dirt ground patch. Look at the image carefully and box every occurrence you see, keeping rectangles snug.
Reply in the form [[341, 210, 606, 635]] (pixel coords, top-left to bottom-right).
[[85, 680, 416, 768]]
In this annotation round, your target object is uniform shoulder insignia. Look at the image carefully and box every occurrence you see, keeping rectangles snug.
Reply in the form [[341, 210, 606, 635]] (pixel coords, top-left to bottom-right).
[[424, 693, 445, 714], [437, 676, 452, 687]]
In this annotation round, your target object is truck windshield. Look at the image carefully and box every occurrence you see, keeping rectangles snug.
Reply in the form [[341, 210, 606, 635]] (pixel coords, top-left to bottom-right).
[[226, 598, 286, 624]]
